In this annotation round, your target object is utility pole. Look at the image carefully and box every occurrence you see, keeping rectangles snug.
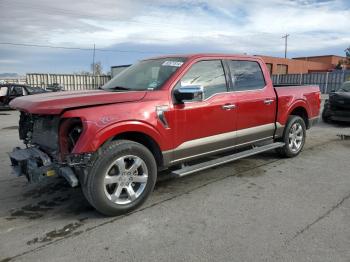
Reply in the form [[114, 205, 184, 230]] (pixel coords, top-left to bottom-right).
[[282, 34, 289, 58], [92, 43, 96, 75]]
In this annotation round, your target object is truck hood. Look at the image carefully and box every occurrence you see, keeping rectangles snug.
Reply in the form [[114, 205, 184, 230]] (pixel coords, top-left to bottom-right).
[[10, 90, 147, 115]]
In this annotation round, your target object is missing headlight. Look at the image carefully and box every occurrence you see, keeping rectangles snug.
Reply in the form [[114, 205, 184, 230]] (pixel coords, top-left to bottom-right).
[[59, 118, 83, 157]]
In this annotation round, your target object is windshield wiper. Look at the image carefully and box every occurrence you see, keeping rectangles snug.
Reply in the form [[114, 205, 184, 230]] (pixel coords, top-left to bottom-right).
[[106, 86, 131, 91]]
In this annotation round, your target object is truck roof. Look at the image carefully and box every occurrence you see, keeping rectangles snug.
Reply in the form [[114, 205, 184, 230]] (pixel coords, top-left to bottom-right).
[[146, 53, 259, 61]]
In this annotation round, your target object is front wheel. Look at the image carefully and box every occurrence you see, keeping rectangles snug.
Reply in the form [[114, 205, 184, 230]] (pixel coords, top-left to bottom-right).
[[276, 115, 306, 158], [322, 105, 331, 123], [83, 140, 157, 216]]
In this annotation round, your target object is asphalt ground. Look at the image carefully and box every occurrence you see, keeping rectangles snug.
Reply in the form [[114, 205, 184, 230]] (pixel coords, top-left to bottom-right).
[[0, 104, 350, 262]]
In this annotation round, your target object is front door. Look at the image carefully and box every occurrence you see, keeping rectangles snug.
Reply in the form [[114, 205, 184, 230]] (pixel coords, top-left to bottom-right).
[[171, 59, 237, 163]]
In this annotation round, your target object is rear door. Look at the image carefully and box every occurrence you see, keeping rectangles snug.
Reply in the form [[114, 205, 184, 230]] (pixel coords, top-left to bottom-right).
[[171, 59, 238, 163], [227, 60, 276, 145]]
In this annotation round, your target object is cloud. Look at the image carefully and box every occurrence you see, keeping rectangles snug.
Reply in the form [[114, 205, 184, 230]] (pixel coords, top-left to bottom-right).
[[0, 59, 22, 64], [0, 0, 349, 73]]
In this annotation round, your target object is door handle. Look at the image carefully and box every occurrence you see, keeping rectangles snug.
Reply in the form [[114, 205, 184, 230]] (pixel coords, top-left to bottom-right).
[[222, 104, 236, 110], [264, 99, 274, 105]]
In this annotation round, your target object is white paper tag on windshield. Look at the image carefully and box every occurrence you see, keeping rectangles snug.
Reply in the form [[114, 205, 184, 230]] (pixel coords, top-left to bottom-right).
[[162, 61, 183, 67]]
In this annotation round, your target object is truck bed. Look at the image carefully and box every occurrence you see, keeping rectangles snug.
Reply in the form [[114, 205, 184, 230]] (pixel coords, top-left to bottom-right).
[[274, 85, 321, 126]]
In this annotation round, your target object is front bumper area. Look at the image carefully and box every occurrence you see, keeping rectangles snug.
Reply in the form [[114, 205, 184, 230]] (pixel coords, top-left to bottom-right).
[[9, 147, 79, 187], [327, 109, 350, 122]]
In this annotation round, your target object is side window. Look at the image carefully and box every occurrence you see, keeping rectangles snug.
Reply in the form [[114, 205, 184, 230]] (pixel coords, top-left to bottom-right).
[[10, 86, 23, 96], [229, 61, 266, 91], [176, 60, 227, 99], [0, 87, 8, 96]]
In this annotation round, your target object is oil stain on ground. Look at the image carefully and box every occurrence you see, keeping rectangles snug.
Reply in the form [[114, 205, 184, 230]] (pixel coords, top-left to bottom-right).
[[7, 196, 70, 220], [26, 222, 83, 245]]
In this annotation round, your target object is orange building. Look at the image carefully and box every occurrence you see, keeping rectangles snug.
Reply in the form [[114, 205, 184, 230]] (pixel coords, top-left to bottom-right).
[[258, 55, 348, 75], [293, 55, 346, 67]]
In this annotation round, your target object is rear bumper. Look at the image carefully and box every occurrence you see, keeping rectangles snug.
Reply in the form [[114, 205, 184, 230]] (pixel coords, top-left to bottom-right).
[[9, 147, 79, 187]]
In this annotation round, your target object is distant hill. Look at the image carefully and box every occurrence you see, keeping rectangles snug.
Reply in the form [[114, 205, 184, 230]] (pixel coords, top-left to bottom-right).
[[0, 73, 20, 78]]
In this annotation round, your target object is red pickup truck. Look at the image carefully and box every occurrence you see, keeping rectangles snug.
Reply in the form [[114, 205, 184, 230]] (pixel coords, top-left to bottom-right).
[[9, 54, 320, 216]]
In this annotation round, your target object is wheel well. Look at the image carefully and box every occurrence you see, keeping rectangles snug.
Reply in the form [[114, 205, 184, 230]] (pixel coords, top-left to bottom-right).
[[290, 107, 309, 128], [112, 132, 164, 167]]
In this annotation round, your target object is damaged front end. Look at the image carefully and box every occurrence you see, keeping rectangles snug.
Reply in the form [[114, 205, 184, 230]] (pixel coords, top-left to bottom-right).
[[9, 112, 93, 187]]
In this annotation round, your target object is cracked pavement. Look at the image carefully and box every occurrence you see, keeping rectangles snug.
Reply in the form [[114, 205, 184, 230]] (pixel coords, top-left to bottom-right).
[[0, 109, 350, 262]]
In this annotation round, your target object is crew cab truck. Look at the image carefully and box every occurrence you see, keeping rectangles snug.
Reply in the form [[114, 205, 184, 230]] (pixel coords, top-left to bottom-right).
[[9, 54, 321, 216]]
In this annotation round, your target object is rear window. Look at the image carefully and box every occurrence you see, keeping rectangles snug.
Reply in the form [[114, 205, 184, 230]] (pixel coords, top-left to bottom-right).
[[228, 61, 266, 91]]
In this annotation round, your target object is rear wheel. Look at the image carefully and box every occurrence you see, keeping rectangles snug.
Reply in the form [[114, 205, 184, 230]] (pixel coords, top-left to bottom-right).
[[276, 115, 306, 158], [82, 140, 157, 216]]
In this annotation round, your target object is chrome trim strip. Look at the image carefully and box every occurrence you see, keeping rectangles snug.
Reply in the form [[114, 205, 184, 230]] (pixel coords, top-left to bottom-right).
[[182, 86, 268, 104]]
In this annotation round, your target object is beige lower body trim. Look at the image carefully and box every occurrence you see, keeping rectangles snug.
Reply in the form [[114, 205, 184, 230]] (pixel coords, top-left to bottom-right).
[[163, 123, 276, 166]]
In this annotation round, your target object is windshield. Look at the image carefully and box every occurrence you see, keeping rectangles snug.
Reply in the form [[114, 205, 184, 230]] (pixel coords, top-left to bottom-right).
[[26, 86, 45, 94], [337, 81, 350, 92], [102, 57, 186, 91]]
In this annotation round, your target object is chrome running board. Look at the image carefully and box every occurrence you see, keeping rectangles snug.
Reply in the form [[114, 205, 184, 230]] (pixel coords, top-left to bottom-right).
[[171, 142, 285, 177]]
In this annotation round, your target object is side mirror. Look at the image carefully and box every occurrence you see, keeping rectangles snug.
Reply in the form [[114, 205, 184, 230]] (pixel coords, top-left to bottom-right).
[[174, 85, 204, 103]]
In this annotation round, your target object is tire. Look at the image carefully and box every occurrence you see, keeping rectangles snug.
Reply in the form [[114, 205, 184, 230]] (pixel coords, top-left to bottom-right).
[[276, 115, 306, 158], [82, 140, 157, 216], [322, 102, 331, 123]]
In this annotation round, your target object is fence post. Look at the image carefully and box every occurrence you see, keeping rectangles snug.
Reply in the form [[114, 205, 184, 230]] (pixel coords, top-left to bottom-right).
[[277, 74, 280, 84], [300, 73, 302, 85], [74, 75, 77, 91], [325, 72, 329, 94]]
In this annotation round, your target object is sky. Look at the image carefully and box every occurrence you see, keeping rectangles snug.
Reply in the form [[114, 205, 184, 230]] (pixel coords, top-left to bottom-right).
[[0, 0, 349, 74]]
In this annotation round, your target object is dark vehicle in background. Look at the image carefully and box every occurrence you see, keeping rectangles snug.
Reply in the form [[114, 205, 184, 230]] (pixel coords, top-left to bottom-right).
[[111, 64, 131, 78], [0, 84, 47, 109], [322, 81, 350, 122], [45, 83, 65, 92]]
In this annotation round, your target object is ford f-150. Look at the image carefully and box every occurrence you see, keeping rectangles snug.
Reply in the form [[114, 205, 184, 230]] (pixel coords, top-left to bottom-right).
[[9, 54, 321, 216]]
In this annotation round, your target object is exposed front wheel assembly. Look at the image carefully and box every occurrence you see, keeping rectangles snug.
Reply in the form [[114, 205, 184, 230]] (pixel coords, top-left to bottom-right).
[[82, 140, 157, 216]]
